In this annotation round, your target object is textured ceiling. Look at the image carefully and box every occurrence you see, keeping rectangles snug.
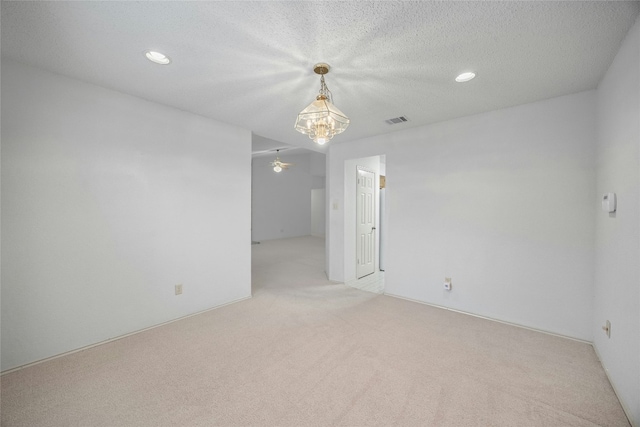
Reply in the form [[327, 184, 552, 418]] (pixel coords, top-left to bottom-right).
[[251, 134, 306, 157], [2, 1, 639, 154]]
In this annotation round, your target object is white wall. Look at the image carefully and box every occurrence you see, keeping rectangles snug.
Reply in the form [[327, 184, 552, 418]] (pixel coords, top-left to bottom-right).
[[1, 61, 252, 371], [311, 189, 326, 237], [310, 151, 326, 177], [251, 152, 311, 241], [328, 90, 597, 341], [594, 16, 640, 425], [251, 151, 325, 241]]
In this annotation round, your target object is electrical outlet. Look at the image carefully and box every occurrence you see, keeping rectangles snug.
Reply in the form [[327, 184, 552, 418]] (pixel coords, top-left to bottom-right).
[[602, 320, 611, 338], [444, 277, 452, 291], [175, 284, 183, 295]]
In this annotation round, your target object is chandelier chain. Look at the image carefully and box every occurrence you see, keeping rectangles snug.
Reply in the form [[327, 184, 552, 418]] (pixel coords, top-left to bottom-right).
[[319, 75, 334, 104]]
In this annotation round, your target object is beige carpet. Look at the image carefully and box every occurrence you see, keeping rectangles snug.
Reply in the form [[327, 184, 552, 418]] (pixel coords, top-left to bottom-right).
[[1, 236, 629, 426]]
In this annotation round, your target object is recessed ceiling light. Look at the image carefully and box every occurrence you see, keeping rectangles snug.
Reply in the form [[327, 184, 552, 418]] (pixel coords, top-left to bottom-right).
[[145, 50, 171, 65], [455, 72, 476, 82]]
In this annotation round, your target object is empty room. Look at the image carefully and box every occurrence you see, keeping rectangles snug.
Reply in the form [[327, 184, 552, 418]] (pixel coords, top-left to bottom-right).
[[1, 2, 639, 426]]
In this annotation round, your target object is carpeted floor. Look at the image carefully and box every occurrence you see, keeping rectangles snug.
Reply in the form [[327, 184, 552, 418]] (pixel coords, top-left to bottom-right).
[[0, 236, 629, 426]]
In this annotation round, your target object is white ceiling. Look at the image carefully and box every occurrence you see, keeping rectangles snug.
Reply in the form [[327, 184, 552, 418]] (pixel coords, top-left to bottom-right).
[[251, 134, 306, 158], [2, 1, 638, 154]]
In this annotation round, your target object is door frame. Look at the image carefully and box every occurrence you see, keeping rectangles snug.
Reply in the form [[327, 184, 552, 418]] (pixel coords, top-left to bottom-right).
[[328, 155, 381, 283], [356, 166, 376, 279]]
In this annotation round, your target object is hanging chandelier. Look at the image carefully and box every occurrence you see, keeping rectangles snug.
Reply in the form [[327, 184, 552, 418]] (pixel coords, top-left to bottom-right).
[[294, 63, 350, 145]]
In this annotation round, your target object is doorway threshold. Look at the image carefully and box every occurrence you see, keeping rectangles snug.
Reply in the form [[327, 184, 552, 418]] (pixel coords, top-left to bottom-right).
[[345, 271, 385, 294]]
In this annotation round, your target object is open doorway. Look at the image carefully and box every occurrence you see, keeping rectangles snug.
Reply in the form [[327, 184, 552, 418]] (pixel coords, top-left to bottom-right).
[[250, 134, 327, 294]]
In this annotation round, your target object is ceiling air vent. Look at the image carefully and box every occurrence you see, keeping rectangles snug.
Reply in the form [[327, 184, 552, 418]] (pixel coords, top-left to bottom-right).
[[385, 116, 408, 125]]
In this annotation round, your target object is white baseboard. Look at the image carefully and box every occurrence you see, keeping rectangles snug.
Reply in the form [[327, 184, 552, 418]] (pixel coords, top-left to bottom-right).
[[592, 344, 636, 427], [1, 295, 252, 376], [388, 292, 635, 425], [383, 292, 591, 344]]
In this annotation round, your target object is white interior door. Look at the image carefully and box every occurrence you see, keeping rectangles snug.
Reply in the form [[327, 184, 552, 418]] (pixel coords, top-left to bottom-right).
[[356, 168, 375, 279]]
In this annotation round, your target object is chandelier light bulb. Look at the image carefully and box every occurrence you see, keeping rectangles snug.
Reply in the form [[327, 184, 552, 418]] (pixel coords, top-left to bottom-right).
[[273, 165, 282, 173]]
